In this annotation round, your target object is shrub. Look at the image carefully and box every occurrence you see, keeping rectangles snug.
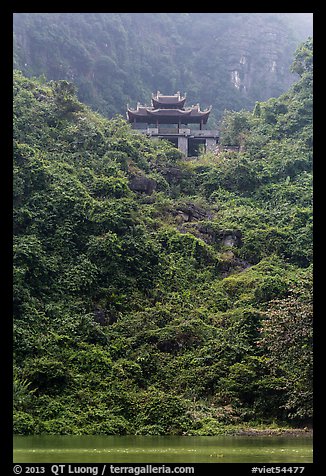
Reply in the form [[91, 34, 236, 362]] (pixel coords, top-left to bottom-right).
[[13, 411, 37, 434]]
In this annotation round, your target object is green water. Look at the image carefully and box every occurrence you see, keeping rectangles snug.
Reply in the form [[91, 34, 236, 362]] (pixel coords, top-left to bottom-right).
[[14, 435, 313, 463]]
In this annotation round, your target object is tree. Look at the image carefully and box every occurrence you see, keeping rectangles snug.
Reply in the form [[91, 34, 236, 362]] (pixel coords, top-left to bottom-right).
[[219, 110, 255, 146], [291, 37, 313, 77], [259, 268, 313, 421]]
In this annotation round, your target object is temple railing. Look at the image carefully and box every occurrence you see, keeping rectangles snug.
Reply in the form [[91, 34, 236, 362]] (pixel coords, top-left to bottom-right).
[[131, 126, 219, 137], [158, 126, 179, 134]]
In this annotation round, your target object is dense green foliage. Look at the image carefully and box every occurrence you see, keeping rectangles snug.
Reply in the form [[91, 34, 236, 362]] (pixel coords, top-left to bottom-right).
[[13, 13, 312, 124], [13, 39, 313, 435]]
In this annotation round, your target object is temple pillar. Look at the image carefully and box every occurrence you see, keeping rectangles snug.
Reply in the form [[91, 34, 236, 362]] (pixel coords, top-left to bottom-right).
[[206, 138, 216, 152], [178, 136, 188, 156]]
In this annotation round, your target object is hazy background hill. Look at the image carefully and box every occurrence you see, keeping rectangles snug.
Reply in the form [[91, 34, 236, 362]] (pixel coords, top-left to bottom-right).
[[13, 12, 312, 125]]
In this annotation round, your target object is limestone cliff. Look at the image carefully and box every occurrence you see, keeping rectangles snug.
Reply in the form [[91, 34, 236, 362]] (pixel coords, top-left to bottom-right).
[[13, 13, 312, 124]]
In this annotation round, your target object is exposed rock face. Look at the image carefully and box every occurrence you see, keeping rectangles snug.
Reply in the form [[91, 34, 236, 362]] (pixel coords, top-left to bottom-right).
[[93, 306, 118, 325], [174, 202, 215, 223], [192, 225, 242, 247], [93, 307, 109, 326], [129, 175, 157, 195], [161, 166, 184, 183], [221, 232, 241, 247], [224, 17, 299, 101], [218, 253, 252, 278]]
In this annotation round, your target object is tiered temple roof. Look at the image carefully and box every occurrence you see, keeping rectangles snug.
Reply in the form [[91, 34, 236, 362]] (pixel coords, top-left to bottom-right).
[[127, 92, 211, 126], [151, 91, 186, 109]]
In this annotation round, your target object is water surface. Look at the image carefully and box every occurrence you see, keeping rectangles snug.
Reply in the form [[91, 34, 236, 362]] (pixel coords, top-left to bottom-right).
[[14, 435, 313, 463]]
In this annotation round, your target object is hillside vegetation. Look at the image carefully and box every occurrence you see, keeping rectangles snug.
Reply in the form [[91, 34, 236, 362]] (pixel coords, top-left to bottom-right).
[[13, 39, 313, 435], [13, 13, 312, 124]]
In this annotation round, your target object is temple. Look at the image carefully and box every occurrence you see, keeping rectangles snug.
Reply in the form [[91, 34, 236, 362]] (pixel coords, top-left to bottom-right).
[[127, 92, 219, 156]]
